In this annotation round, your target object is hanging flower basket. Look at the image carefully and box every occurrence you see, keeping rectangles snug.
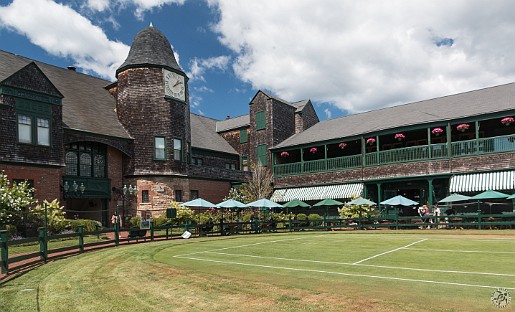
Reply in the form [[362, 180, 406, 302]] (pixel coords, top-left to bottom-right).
[[431, 127, 444, 136], [456, 123, 470, 132], [338, 143, 347, 149], [366, 138, 376, 146], [394, 133, 405, 141], [501, 117, 514, 126], [280, 151, 289, 157], [309, 147, 317, 154]]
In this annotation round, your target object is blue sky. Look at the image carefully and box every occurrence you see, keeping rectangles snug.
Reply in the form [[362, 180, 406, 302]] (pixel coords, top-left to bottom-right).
[[1, 0, 515, 122]]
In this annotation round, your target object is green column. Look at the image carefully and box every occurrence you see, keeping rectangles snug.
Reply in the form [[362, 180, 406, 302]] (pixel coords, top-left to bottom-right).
[[446, 123, 452, 157], [427, 128, 432, 158], [1, 230, 8, 274], [114, 222, 119, 246], [361, 137, 366, 166], [78, 225, 84, 253], [428, 179, 434, 207], [150, 220, 154, 241], [475, 121, 480, 154], [324, 144, 328, 171], [39, 227, 47, 261], [377, 183, 382, 215]]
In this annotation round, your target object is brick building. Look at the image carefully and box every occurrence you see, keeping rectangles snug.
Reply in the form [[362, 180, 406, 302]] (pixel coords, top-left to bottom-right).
[[2, 25, 515, 224]]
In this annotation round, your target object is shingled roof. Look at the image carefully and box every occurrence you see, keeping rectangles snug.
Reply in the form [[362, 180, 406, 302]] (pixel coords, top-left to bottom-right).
[[0, 50, 131, 140], [116, 26, 182, 76], [274, 82, 515, 149], [191, 114, 238, 155], [216, 114, 250, 132]]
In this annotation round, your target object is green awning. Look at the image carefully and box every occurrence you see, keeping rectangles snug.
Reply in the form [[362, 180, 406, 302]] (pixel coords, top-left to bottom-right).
[[270, 183, 363, 202], [449, 171, 515, 193]]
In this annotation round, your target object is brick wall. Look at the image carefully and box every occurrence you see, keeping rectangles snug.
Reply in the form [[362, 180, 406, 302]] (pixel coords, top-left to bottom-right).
[[219, 127, 250, 157], [271, 100, 296, 146], [189, 178, 232, 203], [249, 92, 269, 166], [298, 101, 319, 131], [0, 164, 61, 203]]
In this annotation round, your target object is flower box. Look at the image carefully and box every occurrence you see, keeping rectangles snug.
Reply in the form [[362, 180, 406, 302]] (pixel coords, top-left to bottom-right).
[[431, 127, 444, 136], [366, 138, 376, 145], [456, 123, 469, 132], [501, 117, 514, 126], [309, 147, 317, 154], [280, 151, 289, 157], [338, 143, 347, 149], [394, 133, 405, 141]]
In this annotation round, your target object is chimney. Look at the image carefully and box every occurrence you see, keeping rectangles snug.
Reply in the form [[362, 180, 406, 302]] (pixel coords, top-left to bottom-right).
[[67, 66, 76, 71], [226, 115, 231, 119]]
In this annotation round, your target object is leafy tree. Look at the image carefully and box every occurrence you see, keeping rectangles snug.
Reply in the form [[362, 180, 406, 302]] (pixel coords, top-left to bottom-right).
[[0, 171, 36, 229]]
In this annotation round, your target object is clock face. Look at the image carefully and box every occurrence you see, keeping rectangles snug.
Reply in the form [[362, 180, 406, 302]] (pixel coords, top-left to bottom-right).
[[163, 69, 186, 101]]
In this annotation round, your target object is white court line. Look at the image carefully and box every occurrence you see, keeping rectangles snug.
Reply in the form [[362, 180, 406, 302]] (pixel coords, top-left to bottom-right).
[[205, 251, 515, 277], [173, 235, 319, 258], [353, 239, 427, 264], [174, 255, 515, 290], [407, 247, 515, 254]]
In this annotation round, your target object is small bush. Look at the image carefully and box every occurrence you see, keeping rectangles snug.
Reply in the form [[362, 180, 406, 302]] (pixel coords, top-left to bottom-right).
[[152, 215, 168, 227], [296, 213, 308, 221], [68, 219, 102, 232], [129, 216, 141, 228]]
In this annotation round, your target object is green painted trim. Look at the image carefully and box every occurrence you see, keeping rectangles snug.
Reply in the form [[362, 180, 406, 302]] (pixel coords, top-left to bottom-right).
[[173, 137, 183, 162], [256, 111, 266, 130], [239, 129, 248, 143], [0, 86, 62, 105]]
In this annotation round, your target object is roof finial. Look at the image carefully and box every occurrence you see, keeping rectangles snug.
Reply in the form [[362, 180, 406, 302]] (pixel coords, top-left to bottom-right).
[[150, 22, 153, 27]]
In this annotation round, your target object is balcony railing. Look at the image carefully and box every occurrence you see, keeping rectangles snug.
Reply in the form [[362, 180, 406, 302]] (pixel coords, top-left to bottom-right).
[[273, 134, 515, 177]]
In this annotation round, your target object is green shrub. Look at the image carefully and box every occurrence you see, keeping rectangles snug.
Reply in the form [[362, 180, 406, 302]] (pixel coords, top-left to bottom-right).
[[67, 219, 102, 232], [30, 200, 68, 234], [129, 216, 141, 228], [308, 213, 323, 225], [296, 213, 308, 221], [152, 215, 168, 227]]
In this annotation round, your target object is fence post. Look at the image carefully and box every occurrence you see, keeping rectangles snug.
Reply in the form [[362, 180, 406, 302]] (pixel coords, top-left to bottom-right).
[[78, 225, 84, 253], [323, 214, 327, 231], [477, 209, 482, 230], [38, 227, 47, 262], [395, 212, 399, 230], [358, 211, 363, 230], [435, 214, 439, 230], [114, 222, 119, 246], [150, 220, 154, 241], [288, 217, 292, 232], [1, 230, 8, 274]]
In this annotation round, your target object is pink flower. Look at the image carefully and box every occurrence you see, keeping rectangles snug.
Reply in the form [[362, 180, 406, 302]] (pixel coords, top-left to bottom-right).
[[309, 147, 317, 153], [456, 123, 469, 131], [431, 127, 444, 134], [366, 138, 376, 145], [501, 117, 514, 125], [280, 151, 289, 157], [338, 143, 347, 149], [394, 133, 405, 140]]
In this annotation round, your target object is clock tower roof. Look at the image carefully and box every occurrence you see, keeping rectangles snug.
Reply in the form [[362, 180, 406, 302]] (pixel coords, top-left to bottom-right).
[[116, 25, 183, 77]]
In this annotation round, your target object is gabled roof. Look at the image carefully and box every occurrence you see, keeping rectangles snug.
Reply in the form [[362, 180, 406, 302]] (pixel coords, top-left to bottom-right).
[[216, 114, 250, 132], [274, 82, 515, 149], [116, 26, 183, 76], [191, 114, 239, 155], [251, 90, 310, 113], [290, 99, 310, 113], [0, 50, 131, 140]]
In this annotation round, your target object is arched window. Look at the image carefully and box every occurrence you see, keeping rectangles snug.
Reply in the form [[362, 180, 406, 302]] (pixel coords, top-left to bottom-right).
[[94, 155, 105, 178], [65, 151, 78, 176], [80, 154, 92, 177]]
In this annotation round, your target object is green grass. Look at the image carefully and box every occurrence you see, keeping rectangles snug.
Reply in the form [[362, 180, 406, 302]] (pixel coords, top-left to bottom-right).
[[1, 231, 515, 311]]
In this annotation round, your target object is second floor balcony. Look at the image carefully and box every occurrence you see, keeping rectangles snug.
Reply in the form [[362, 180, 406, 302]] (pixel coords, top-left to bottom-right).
[[273, 131, 515, 177]]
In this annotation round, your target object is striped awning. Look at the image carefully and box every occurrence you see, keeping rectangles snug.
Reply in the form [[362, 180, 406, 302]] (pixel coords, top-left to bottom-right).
[[270, 183, 363, 202], [449, 171, 515, 193]]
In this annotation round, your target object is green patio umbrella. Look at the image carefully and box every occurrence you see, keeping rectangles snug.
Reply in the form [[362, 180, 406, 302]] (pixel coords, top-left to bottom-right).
[[216, 199, 247, 208], [179, 198, 216, 207], [470, 190, 510, 200], [380, 195, 418, 206], [314, 198, 344, 219], [470, 190, 510, 214], [313, 198, 344, 207], [283, 199, 310, 208], [347, 197, 376, 206], [507, 193, 515, 200], [246, 198, 284, 209], [438, 193, 472, 203]]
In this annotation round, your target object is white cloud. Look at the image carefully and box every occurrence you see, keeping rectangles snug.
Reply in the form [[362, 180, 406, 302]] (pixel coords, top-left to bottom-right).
[[0, 0, 129, 80], [187, 55, 230, 81], [86, 0, 110, 12], [208, 0, 515, 113], [117, 0, 185, 19], [324, 109, 332, 120]]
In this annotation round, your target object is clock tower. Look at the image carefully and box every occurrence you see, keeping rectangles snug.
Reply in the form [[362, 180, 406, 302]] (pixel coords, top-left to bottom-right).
[[115, 25, 191, 177]]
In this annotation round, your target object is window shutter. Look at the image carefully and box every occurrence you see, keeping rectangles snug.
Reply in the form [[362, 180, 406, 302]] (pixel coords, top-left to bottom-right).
[[239, 129, 248, 143], [257, 144, 267, 166], [256, 111, 266, 130]]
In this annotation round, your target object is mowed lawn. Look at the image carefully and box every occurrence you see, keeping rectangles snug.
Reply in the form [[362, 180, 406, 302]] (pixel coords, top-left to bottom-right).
[[1, 231, 515, 311]]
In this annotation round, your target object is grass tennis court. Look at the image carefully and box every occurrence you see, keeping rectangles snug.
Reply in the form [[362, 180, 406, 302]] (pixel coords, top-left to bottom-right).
[[1, 231, 514, 311]]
